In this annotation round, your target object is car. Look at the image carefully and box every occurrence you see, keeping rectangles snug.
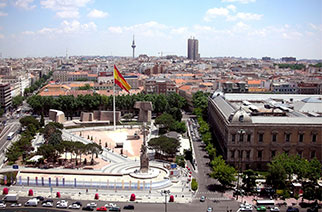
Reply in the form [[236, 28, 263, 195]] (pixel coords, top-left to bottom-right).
[[0, 201, 6, 208], [97, 206, 108, 211], [87, 202, 97, 209], [57, 200, 68, 204], [69, 203, 81, 209], [43, 199, 54, 203], [10, 203, 22, 207], [82, 206, 94, 211], [42, 202, 53, 207], [270, 207, 280, 212], [286, 207, 299, 212], [200, 196, 206, 202], [109, 207, 121, 212], [207, 207, 213, 212], [256, 206, 267, 211], [105, 203, 117, 208], [123, 205, 135, 210], [36, 196, 45, 201], [73, 201, 82, 206]]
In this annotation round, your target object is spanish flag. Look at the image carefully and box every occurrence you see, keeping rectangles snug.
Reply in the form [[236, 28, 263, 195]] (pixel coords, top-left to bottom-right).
[[114, 65, 131, 93]]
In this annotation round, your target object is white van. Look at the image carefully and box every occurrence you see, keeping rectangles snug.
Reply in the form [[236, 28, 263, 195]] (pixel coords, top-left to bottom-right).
[[2, 194, 19, 202], [24, 198, 38, 207]]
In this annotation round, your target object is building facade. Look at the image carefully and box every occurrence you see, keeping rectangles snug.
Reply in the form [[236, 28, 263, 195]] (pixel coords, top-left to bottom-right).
[[208, 93, 322, 171], [187, 38, 199, 61], [0, 83, 12, 111], [144, 77, 177, 94]]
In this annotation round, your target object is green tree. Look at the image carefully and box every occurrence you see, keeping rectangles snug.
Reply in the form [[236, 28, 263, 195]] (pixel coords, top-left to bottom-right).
[[78, 84, 92, 90], [175, 155, 185, 167], [19, 116, 40, 129], [242, 169, 257, 193], [86, 143, 102, 164], [37, 144, 59, 162], [12, 95, 24, 109], [148, 136, 180, 158], [191, 178, 198, 191], [210, 156, 236, 187]]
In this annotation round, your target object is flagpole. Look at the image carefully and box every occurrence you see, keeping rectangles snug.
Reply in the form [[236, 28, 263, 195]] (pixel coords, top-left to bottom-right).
[[113, 65, 116, 131]]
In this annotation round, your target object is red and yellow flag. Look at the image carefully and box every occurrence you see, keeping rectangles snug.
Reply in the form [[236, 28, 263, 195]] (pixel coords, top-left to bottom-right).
[[114, 65, 131, 93]]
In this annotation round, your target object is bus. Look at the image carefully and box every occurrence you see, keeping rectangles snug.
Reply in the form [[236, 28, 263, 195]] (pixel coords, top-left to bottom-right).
[[256, 199, 275, 208], [7, 132, 15, 140]]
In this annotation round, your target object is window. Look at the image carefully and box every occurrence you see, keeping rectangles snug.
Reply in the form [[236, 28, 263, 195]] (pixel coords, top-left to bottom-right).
[[239, 134, 244, 142], [298, 133, 304, 142], [247, 134, 251, 142], [285, 150, 289, 155], [285, 133, 291, 142], [246, 150, 250, 159], [271, 150, 276, 158], [312, 134, 317, 142], [258, 150, 262, 159], [232, 134, 236, 143], [258, 133, 264, 142], [238, 150, 243, 159], [230, 150, 235, 159], [311, 151, 316, 159], [272, 133, 277, 142]]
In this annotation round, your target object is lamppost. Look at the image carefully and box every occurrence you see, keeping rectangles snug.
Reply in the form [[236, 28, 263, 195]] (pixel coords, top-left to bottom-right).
[[161, 190, 170, 212], [236, 129, 245, 201]]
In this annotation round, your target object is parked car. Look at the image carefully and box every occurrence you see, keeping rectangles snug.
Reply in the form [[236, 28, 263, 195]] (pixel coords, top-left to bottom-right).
[[57, 200, 68, 209], [256, 206, 267, 211], [42, 199, 53, 203], [86, 202, 97, 209], [10, 203, 22, 207], [105, 203, 117, 208], [72, 201, 82, 206], [200, 196, 206, 202], [24, 198, 38, 207], [36, 196, 45, 201], [69, 203, 81, 209], [82, 205, 94, 211], [109, 207, 121, 212], [97, 206, 108, 211], [207, 207, 213, 212], [0, 201, 6, 208], [123, 205, 135, 210], [42, 202, 53, 207]]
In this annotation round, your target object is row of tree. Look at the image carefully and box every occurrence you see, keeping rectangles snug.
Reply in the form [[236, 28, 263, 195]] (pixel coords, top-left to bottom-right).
[[192, 91, 237, 186], [148, 136, 180, 158], [155, 113, 186, 134], [27, 92, 187, 120], [24, 71, 53, 96]]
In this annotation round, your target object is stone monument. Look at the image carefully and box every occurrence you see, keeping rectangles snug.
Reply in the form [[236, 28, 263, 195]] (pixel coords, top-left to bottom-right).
[[134, 101, 153, 122], [139, 123, 149, 173]]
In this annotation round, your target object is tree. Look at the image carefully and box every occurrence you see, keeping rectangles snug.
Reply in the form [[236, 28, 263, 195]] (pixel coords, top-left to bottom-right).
[[175, 155, 185, 167], [12, 95, 24, 109], [78, 84, 92, 90], [242, 169, 257, 193], [205, 143, 216, 160], [86, 143, 102, 165], [305, 158, 322, 183], [191, 178, 198, 191], [19, 116, 40, 129], [47, 131, 63, 146], [37, 144, 59, 162], [210, 156, 236, 187], [148, 136, 180, 158]]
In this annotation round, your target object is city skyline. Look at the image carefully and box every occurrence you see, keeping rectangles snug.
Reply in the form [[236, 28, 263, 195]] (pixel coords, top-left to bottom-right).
[[0, 0, 321, 59]]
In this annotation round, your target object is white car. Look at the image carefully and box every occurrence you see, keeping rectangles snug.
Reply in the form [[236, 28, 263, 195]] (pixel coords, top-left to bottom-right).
[[57, 200, 68, 205], [105, 203, 116, 208], [56, 200, 68, 209], [42, 202, 53, 207], [0, 201, 6, 208], [69, 204, 81, 209], [87, 202, 97, 208], [270, 207, 280, 212], [10, 203, 22, 207]]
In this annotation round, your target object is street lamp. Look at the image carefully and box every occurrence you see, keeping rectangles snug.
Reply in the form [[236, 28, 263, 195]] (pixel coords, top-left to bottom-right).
[[236, 129, 245, 201], [161, 190, 170, 212]]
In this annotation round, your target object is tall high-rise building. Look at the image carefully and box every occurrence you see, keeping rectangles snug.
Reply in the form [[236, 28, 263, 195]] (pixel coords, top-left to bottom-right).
[[187, 38, 199, 60]]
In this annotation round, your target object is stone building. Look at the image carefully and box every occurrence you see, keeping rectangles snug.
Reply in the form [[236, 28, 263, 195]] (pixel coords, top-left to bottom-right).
[[208, 93, 322, 171], [0, 83, 12, 111]]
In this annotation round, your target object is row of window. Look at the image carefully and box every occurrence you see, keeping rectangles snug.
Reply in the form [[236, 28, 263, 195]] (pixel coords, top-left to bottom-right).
[[230, 149, 316, 160], [231, 132, 317, 143]]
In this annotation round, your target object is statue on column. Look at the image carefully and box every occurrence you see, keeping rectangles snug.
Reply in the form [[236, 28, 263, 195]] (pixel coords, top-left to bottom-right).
[[139, 123, 149, 173]]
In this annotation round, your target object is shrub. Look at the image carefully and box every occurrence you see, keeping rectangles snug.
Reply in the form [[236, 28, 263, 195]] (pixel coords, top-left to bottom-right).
[[191, 178, 198, 191]]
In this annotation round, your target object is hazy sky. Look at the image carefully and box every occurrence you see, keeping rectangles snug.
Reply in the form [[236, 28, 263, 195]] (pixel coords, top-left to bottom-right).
[[0, 0, 321, 59]]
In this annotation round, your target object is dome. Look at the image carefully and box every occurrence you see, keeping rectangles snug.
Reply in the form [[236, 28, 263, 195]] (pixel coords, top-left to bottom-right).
[[229, 108, 252, 123]]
